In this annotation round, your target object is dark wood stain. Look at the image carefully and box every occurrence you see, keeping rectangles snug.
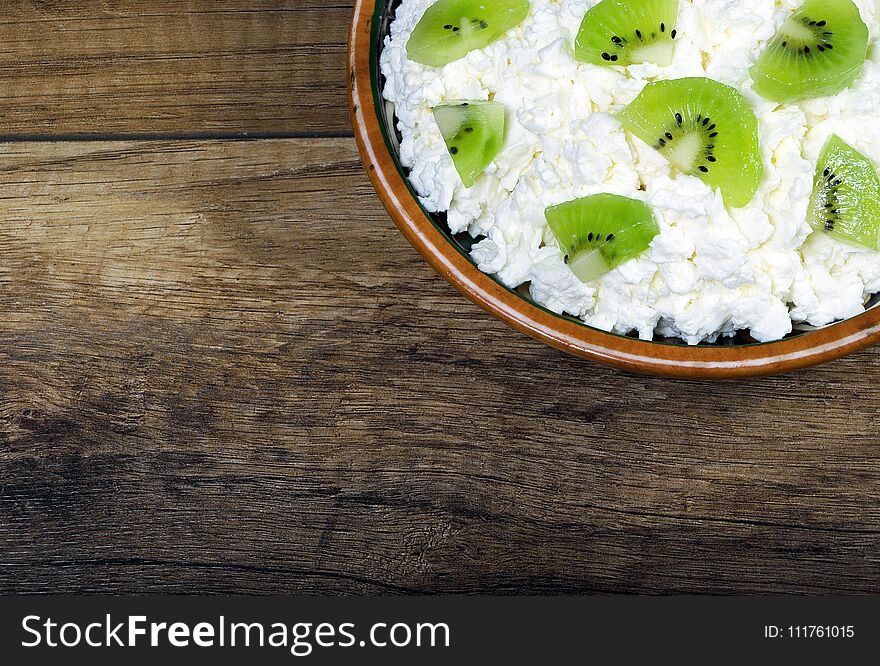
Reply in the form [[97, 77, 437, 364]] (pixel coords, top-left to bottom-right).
[[0, 3, 879, 596]]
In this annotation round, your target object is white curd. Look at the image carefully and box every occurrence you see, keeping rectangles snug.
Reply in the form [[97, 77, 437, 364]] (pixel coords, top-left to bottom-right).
[[380, 0, 880, 344]]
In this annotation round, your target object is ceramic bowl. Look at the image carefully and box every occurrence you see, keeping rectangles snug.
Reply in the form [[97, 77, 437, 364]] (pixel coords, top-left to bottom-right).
[[348, 0, 880, 378]]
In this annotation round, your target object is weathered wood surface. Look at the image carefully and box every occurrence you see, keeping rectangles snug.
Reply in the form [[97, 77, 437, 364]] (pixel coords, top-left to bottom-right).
[[0, 0, 878, 595], [1, 140, 879, 594], [0, 0, 350, 135]]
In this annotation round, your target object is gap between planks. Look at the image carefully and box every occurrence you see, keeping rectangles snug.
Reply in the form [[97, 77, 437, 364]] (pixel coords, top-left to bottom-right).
[[0, 130, 354, 143]]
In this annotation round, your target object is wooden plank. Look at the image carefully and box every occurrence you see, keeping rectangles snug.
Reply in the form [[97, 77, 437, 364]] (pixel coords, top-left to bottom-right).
[[1, 138, 880, 594], [0, 1, 352, 135]]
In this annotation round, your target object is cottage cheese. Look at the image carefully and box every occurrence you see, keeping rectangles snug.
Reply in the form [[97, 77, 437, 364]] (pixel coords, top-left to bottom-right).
[[381, 0, 880, 344]]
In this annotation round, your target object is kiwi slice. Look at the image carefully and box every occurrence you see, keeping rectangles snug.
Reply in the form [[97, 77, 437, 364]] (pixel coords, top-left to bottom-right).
[[575, 0, 680, 67], [407, 0, 531, 67], [545, 194, 659, 283], [617, 77, 763, 208], [751, 0, 869, 103], [434, 101, 506, 188], [807, 135, 880, 250]]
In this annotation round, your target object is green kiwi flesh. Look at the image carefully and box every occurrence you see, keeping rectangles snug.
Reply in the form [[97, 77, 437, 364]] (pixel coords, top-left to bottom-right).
[[434, 101, 506, 188], [407, 0, 531, 67], [545, 194, 660, 283], [808, 135, 880, 250], [575, 0, 680, 67], [616, 77, 764, 208], [751, 0, 869, 103]]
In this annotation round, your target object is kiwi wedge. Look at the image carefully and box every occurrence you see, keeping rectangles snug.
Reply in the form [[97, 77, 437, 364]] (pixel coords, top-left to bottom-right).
[[617, 77, 764, 208], [807, 135, 880, 250], [575, 0, 680, 67], [407, 0, 531, 67], [434, 101, 506, 188], [545, 194, 660, 283], [751, 0, 869, 103]]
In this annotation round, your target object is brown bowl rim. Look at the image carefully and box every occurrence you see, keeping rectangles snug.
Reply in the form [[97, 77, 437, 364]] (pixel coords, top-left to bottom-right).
[[347, 0, 880, 378]]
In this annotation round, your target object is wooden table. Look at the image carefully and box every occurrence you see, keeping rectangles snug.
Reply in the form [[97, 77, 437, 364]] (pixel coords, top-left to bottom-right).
[[1, 1, 878, 595]]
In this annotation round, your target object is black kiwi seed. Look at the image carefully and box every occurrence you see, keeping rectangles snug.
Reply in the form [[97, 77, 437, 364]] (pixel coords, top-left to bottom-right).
[[610, 54, 619, 62], [611, 36, 622, 44], [464, 126, 473, 133], [602, 52, 612, 61], [607, 234, 615, 241], [660, 23, 665, 32], [671, 29, 677, 39], [818, 163, 846, 234], [588, 232, 594, 242], [779, 18, 838, 57], [479, 20, 488, 30], [450, 147, 459, 155], [635, 29, 643, 40], [655, 111, 721, 173], [444, 24, 453, 29]]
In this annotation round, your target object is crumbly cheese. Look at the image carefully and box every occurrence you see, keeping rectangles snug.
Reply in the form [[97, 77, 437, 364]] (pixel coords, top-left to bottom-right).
[[381, 0, 880, 344]]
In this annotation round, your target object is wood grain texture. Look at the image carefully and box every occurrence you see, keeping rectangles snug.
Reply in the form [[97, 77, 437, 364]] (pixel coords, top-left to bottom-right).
[[0, 0, 351, 135], [1, 139, 880, 594]]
